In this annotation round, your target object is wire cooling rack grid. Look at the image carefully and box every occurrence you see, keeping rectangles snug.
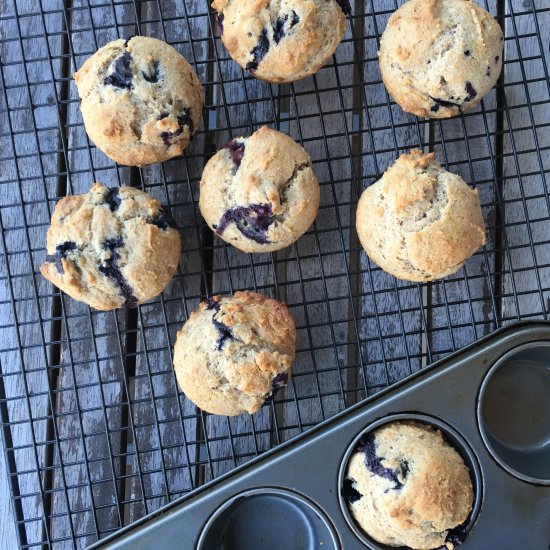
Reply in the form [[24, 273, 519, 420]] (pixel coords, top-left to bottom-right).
[[1, 0, 549, 547]]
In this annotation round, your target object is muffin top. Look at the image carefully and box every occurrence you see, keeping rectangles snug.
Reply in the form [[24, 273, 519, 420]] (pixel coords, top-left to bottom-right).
[[74, 36, 203, 166], [173, 291, 296, 416], [356, 150, 486, 282], [345, 421, 474, 549], [379, 0, 503, 118], [212, 0, 349, 83], [200, 126, 320, 253], [40, 183, 181, 310]]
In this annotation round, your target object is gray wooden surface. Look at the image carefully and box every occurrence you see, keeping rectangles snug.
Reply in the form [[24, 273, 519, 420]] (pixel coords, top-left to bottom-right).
[[1, 0, 549, 548]]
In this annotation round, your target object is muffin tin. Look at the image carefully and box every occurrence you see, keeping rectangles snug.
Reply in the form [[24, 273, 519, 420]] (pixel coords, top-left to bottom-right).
[[89, 321, 550, 549]]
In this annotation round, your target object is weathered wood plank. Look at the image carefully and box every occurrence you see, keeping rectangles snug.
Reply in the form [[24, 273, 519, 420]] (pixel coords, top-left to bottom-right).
[[48, 2, 141, 547], [501, 1, 550, 322], [359, 1, 427, 397], [0, 0, 67, 546], [277, 2, 358, 440], [204, 15, 277, 480], [429, 0, 500, 359], [126, 0, 209, 522], [0, 442, 17, 548]]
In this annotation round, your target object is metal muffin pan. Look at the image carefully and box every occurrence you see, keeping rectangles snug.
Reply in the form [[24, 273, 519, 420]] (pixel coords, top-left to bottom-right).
[[91, 321, 550, 549]]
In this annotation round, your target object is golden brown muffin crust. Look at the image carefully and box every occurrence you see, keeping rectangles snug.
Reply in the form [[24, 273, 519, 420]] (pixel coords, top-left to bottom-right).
[[173, 291, 296, 416], [212, 0, 348, 83], [74, 36, 203, 166], [199, 126, 320, 253], [356, 150, 486, 282], [40, 183, 181, 310], [379, 0, 503, 118], [346, 421, 474, 549]]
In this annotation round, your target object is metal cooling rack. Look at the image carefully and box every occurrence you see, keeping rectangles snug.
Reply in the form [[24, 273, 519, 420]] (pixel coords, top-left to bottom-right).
[[1, 0, 549, 547]]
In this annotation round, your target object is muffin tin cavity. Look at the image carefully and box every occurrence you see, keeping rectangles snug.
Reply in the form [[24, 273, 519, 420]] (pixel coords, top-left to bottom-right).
[[338, 414, 482, 550], [90, 324, 550, 550], [197, 488, 339, 550], [478, 342, 550, 485]]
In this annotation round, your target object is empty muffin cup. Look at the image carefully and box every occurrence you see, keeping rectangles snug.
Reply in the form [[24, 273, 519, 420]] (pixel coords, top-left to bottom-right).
[[197, 488, 339, 550], [338, 413, 482, 550], [478, 342, 550, 485]]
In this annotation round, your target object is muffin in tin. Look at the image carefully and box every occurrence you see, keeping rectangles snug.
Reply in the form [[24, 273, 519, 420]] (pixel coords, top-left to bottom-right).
[[173, 291, 296, 416], [212, 0, 350, 83], [200, 126, 320, 253], [74, 36, 203, 166], [344, 421, 474, 549], [379, 0, 503, 118]]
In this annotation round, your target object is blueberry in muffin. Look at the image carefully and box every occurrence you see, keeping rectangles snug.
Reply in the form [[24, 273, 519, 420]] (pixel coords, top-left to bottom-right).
[[74, 36, 203, 166], [40, 183, 181, 310], [199, 126, 320, 253], [205, 297, 234, 350]]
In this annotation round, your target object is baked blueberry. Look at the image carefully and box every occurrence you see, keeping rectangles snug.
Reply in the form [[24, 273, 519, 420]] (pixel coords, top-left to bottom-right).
[[206, 297, 220, 311], [359, 432, 406, 490], [142, 60, 160, 83], [246, 28, 269, 73], [335, 0, 352, 16], [269, 371, 289, 398], [215, 203, 274, 245], [98, 237, 138, 308], [104, 187, 121, 211], [211, 0, 349, 83], [246, 11, 301, 72], [273, 11, 300, 45], [342, 478, 363, 504], [104, 51, 133, 89], [200, 127, 320, 253], [205, 297, 234, 350], [216, 13, 224, 35], [211, 316, 233, 350], [223, 139, 245, 167], [446, 527, 468, 547], [74, 36, 203, 166], [430, 96, 461, 113], [160, 108, 194, 147], [40, 183, 181, 310], [45, 241, 77, 275], [271, 372, 288, 389], [465, 81, 477, 101], [149, 206, 177, 230]]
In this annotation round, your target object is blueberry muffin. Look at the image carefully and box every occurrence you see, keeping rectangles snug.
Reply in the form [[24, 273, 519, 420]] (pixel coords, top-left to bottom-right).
[[40, 183, 180, 310], [356, 150, 486, 282], [200, 126, 320, 253], [212, 0, 350, 83], [74, 36, 203, 166], [379, 0, 503, 118], [344, 421, 474, 549], [173, 291, 296, 416]]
